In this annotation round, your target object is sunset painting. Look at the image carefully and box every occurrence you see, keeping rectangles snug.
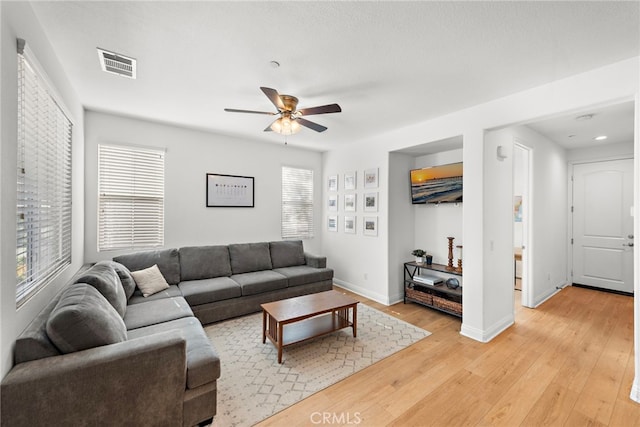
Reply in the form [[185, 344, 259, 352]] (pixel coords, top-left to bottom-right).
[[410, 162, 463, 204]]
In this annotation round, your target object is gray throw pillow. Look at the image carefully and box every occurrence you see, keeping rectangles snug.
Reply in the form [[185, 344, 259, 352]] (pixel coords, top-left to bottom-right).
[[111, 261, 136, 300], [270, 240, 306, 269], [46, 284, 127, 354], [75, 261, 127, 317]]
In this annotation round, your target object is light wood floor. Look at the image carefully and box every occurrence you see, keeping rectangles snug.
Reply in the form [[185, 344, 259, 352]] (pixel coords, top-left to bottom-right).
[[257, 285, 639, 426]]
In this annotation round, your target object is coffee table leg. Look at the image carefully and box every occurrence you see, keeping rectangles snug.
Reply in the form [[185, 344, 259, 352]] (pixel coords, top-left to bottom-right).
[[353, 304, 358, 338], [277, 322, 284, 363], [262, 310, 267, 344]]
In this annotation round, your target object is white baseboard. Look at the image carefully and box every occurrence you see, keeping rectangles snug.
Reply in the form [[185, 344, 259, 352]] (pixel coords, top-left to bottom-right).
[[631, 379, 640, 403], [533, 285, 562, 308], [333, 279, 391, 306], [461, 313, 514, 343]]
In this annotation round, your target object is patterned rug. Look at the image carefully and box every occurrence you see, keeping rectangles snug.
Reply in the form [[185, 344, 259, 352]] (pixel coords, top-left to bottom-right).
[[205, 304, 430, 427]]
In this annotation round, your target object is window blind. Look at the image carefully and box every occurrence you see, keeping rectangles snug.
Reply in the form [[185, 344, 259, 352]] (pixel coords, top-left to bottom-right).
[[98, 144, 165, 251], [282, 166, 314, 239], [16, 41, 73, 307]]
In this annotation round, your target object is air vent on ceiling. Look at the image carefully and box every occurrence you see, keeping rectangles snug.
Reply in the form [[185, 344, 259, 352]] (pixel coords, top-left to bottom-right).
[[97, 48, 136, 79]]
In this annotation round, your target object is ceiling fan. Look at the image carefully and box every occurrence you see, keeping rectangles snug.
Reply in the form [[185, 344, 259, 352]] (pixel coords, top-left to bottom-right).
[[224, 87, 341, 135]]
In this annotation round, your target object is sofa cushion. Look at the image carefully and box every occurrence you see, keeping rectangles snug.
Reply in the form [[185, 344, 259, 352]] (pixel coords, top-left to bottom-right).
[[127, 317, 221, 389], [127, 284, 183, 305], [114, 248, 181, 285], [124, 297, 194, 330], [75, 261, 127, 317], [269, 240, 306, 269], [229, 242, 272, 274], [111, 261, 136, 300], [231, 270, 288, 296], [273, 266, 334, 287], [46, 284, 127, 354], [179, 277, 241, 306], [179, 245, 232, 281], [131, 264, 170, 297]]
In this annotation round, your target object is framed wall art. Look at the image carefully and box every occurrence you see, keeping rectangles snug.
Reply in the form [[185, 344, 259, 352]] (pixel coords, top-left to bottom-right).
[[328, 215, 338, 232], [328, 174, 338, 192], [364, 168, 378, 188], [344, 216, 356, 234], [328, 194, 338, 212], [364, 216, 378, 236], [344, 194, 356, 212], [364, 192, 378, 212], [206, 173, 254, 207], [344, 171, 356, 190]]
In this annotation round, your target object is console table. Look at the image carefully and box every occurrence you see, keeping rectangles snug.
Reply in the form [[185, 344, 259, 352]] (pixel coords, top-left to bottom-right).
[[403, 261, 462, 318]]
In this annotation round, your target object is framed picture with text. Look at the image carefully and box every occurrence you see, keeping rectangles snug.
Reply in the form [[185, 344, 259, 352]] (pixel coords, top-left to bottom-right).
[[206, 173, 254, 207]]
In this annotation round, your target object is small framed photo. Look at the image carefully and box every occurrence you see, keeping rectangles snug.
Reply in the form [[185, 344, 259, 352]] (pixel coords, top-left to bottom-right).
[[344, 171, 356, 190], [364, 192, 378, 212], [344, 216, 356, 234], [364, 168, 378, 188], [327, 215, 338, 232], [344, 194, 356, 212], [328, 175, 338, 192], [364, 216, 378, 236], [328, 194, 338, 212]]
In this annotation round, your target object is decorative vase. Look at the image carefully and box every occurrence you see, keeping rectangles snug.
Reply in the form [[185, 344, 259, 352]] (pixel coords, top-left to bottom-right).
[[425, 255, 433, 265]]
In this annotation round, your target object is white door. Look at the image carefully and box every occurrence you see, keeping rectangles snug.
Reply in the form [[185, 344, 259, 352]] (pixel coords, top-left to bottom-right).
[[572, 159, 634, 293]]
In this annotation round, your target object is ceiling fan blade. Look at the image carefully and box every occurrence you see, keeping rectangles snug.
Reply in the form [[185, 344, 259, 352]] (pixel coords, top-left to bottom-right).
[[263, 119, 278, 132], [224, 108, 275, 115], [297, 117, 327, 133], [297, 103, 342, 116], [260, 87, 285, 111]]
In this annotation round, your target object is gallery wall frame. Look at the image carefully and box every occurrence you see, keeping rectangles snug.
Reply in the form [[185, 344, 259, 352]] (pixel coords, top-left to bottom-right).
[[206, 173, 254, 207], [364, 192, 378, 212], [328, 215, 338, 232], [344, 171, 356, 190], [328, 174, 338, 192], [364, 168, 378, 189], [344, 194, 356, 212], [344, 216, 356, 234], [328, 194, 338, 212], [364, 216, 378, 236]]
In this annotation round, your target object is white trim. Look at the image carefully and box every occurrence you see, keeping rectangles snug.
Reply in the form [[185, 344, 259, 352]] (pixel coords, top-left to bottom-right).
[[333, 280, 391, 305], [461, 313, 514, 343]]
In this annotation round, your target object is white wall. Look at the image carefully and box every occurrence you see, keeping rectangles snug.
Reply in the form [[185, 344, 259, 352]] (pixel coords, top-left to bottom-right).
[[84, 111, 324, 262], [485, 125, 568, 315], [320, 57, 638, 344], [0, 2, 85, 378], [322, 143, 390, 303], [413, 149, 463, 265], [567, 141, 634, 163], [388, 152, 415, 303]]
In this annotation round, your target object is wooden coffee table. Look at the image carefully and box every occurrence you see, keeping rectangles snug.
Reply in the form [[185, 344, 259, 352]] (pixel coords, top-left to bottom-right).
[[261, 290, 359, 363]]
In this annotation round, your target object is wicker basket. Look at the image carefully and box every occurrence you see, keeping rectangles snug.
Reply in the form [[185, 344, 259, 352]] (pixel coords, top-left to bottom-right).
[[406, 287, 433, 305], [433, 295, 462, 315]]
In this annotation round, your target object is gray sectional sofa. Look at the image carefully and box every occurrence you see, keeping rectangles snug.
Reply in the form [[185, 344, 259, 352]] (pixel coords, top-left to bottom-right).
[[1, 240, 333, 426]]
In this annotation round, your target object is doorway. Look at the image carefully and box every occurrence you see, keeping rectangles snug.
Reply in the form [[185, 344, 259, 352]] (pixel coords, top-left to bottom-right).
[[513, 141, 532, 307], [571, 158, 634, 294]]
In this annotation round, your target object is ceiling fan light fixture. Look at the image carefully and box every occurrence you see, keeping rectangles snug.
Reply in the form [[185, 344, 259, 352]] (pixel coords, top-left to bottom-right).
[[271, 114, 301, 135]]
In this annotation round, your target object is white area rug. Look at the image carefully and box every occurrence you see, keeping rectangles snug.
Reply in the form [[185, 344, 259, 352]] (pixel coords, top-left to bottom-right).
[[206, 304, 430, 427]]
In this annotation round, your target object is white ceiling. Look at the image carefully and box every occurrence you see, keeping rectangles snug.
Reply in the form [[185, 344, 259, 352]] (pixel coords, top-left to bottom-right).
[[30, 1, 639, 152]]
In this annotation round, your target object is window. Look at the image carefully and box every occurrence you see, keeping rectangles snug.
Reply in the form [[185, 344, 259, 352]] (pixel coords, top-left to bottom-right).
[[281, 166, 314, 239], [16, 40, 73, 306], [98, 144, 165, 251]]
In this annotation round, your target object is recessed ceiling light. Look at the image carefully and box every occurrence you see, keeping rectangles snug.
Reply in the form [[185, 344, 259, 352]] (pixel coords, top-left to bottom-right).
[[575, 114, 593, 121], [594, 135, 608, 141]]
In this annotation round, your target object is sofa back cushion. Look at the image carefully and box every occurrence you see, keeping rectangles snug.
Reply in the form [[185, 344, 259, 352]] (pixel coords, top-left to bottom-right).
[[75, 261, 127, 317], [14, 293, 63, 364], [229, 242, 272, 274], [111, 261, 136, 300], [270, 240, 306, 269], [179, 245, 232, 281], [114, 248, 181, 285], [46, 284, 127, 354]]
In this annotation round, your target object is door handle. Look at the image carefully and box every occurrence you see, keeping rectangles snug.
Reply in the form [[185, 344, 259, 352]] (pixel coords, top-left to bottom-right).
[[623, 242, 634, 247], [629, 234, 635, 239]]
